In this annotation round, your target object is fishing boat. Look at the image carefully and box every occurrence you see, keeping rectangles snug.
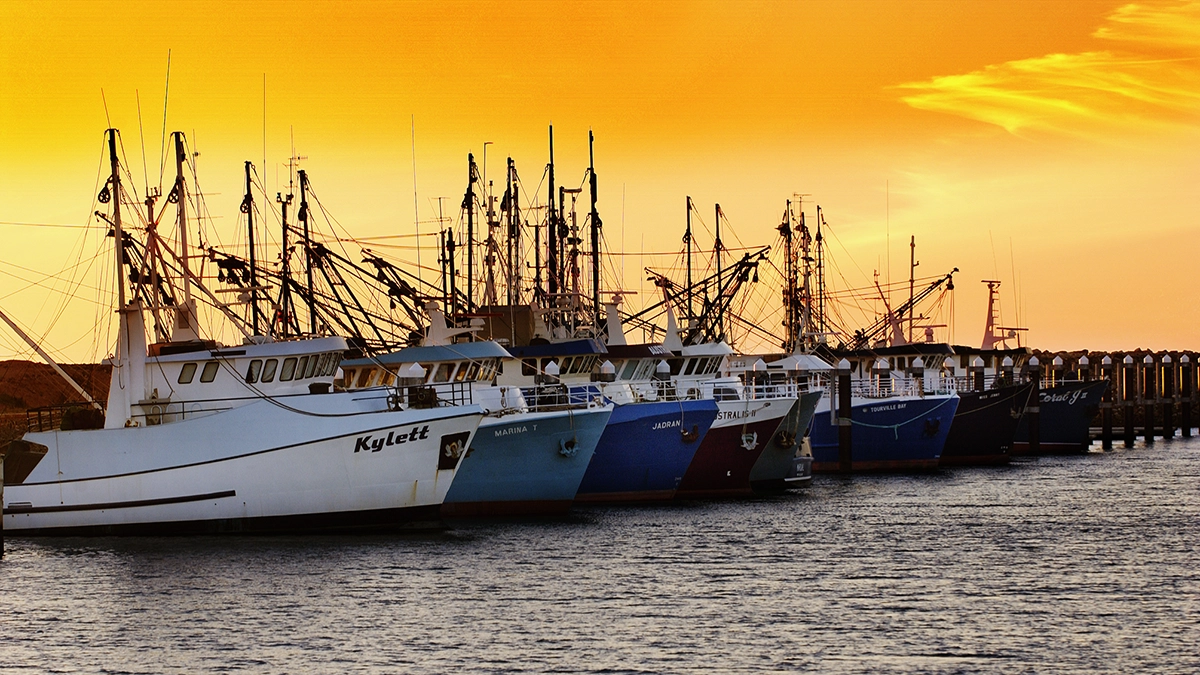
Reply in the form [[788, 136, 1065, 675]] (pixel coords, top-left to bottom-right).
[[339, 305, 613, 517], [733, 354, 824, 491], [806, 358, 959, 472], [502, 339, 719, 502], [2, 129, 484, 535]]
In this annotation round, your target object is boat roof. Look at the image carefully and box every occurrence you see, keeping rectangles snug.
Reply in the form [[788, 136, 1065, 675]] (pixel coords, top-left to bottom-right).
[[680, 341, 734, 357], [342, 340, 511, 367], [604, 343, 673, 359], [506, 339, 608, 358]]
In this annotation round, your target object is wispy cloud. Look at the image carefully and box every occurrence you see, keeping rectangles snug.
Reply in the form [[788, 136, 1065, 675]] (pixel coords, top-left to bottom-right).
[[895, 2, 1200, 138]]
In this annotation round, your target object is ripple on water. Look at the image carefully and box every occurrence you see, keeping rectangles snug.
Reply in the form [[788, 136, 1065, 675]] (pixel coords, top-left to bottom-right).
[[1, 439, 1198, 673]]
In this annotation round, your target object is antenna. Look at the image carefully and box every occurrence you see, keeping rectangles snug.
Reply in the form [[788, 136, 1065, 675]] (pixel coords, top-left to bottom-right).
[[411, 115, 420, 284], [159, 50, 171, 185]]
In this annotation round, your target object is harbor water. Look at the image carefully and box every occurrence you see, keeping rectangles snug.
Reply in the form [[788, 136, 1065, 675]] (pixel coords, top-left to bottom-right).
[[2, 438, 1197, 673]]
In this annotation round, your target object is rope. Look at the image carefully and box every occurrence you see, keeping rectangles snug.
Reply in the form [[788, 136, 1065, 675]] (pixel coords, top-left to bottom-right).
[[848, 395, 957, 439]]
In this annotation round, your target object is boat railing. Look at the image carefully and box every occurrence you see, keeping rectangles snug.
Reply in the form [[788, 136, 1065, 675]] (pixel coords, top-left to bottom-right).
[[26, 403, 105, 432], [520, 384, 607, 412], [390, 381, 474, 409], [744, 380, 801, 400]]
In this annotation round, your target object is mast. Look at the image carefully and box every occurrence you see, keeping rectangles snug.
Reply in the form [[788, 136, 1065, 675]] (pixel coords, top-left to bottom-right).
[[242, 161, 262, 335], [778, 200, 795, 352], [170, 132, 200, 341], [505, 157, 516, 305], [685, 196, 693, 327], [546, 125, 558, 299], [277, 187, 294, 339], [588, 131, 601, 331], [558, 185, 567, 302], [297, 169, 317, 334], [445, 217, 457, 319], [106, 129, 126, 309], [714, 203, 724, 342], [908, 235, 917, 343], [816, 206, 826, 341], [464, 153, 476, 310]]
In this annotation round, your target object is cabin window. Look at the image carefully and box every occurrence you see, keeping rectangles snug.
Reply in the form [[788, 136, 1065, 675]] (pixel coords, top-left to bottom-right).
[[326, 353, 341, 376], [200, 362, 219, 383], [261, 358, 278, 382], [295, 356, 309, 380], [178, 363, 197, 384], [246, 359, 263, 384], [366, 369, 384, 387], [560, 357, 574, 373], [714, 386, 740, 401], [304, 354, 319, 379], [280, 357, 298, 381], [454, 363, 470, 382], [619, 360, 638, 380], [465, 363, 480, 381], [668, 358, 683, 375], [341, 368, 355, 387], [355, 368, 372, 388], [684, 359, 697, 376], [521, 358, 536, 376], [434, 363, 453, 383]]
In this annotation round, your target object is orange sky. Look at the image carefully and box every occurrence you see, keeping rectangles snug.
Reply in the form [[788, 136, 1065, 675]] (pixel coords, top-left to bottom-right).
[[1, 0, 1198, 361]]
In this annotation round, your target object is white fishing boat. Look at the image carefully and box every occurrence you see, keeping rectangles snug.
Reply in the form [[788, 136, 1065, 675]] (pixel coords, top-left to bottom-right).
[[1, 129, 483, 535]]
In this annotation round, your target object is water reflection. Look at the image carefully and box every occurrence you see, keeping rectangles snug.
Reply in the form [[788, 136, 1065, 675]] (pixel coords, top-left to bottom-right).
[[3, 439, 1198, 673]]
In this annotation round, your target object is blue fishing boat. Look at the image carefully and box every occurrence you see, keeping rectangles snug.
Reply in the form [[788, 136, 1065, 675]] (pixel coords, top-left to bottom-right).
[[503, 340, 719, 502], [808, 392, 958, 472], [341, 325, 612, 516]]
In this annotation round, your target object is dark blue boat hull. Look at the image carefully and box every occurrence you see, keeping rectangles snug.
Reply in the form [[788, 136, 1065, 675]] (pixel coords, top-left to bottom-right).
[[575, 399, 719, 502], [1014, 380, 1108, 454], [810, 395, 959, 472], [941, 384, 1033, 466]]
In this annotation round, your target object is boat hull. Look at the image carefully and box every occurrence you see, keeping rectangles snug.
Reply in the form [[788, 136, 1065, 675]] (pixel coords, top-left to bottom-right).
[[675, 397, 795, 498], [940, 384, 1033, 466], [575, 399, 718, 502], [1014, 380, 1108, 454], [4, 394, 483, 536], [440, 406, 612, 517], [749, 390, 822, 492], [810, 394, 959, 472]]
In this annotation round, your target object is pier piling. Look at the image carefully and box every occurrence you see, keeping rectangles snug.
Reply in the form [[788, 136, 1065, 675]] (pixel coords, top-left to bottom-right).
[[1, 445, 5, 559], [1143, 355, 1156, 444], [1163, 354, 1175, 439], [1028, 356, 1041, 454], [1079, 354, 1091, 382], [1182, 354, 1193, 438], [1101, 355, 1113, 450], [1123, 355, 1136, 448], [837, 359, 852, 474]]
